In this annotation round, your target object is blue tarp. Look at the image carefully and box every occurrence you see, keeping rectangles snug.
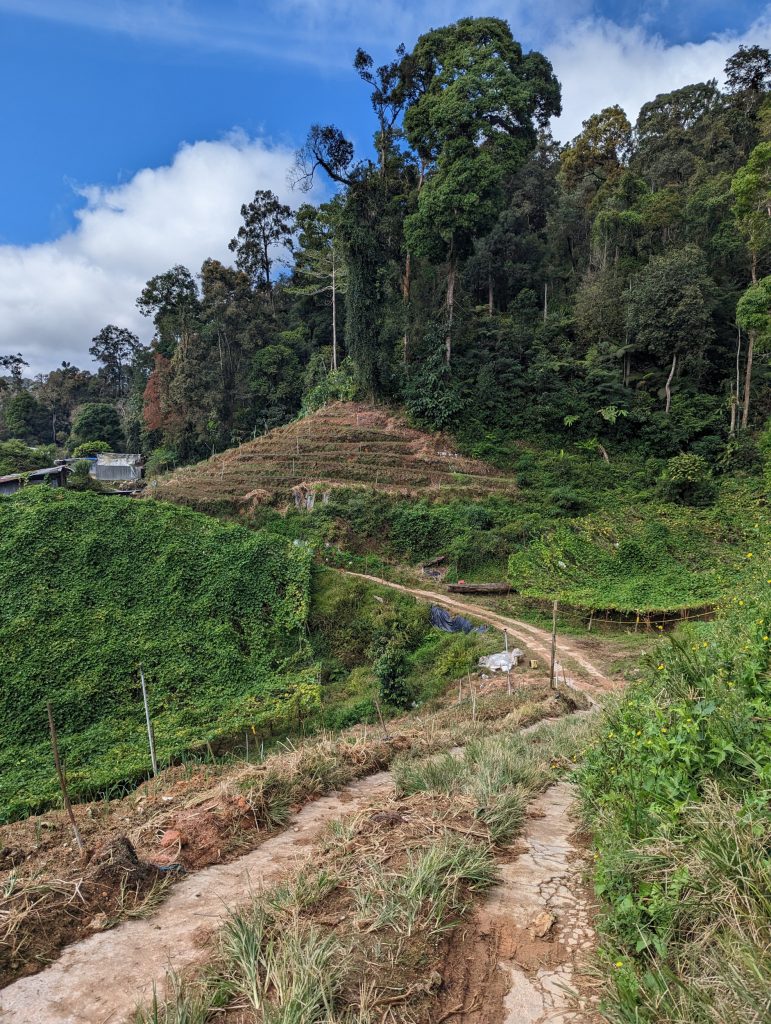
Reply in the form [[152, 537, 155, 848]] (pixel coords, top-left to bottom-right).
[[429, 605, 487, 634]]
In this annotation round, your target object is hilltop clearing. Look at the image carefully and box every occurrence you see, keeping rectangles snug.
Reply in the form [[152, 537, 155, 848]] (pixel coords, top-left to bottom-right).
[[152, 402, 517, 511], [150, 403, 766, 618]]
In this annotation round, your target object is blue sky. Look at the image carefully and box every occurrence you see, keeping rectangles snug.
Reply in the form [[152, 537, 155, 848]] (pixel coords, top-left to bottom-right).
[[1, 0, 770, 371]]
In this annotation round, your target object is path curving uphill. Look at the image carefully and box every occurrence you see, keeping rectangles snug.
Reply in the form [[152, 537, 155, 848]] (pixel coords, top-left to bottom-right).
[[338, 570, 616, 695]]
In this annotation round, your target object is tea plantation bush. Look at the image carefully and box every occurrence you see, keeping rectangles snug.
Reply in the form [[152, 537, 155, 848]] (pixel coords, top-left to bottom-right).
[[0, 488, 313, 821]]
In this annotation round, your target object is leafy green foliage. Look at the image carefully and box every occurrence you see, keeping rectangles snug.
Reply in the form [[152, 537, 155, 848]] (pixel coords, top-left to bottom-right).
[[308, 568, 496, 718], [657, 453, 716, 506], [579, 556, 771, 1022], [72, 440, 111, 457], [508, 481, 764, 611], [0, 489, 313, 821], [0, 440, 56, 475], [70, 402, 124, 450]]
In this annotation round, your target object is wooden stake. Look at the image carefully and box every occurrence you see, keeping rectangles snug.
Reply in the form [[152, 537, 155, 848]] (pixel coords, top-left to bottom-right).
[[550, 600, 558, 690], [139, 666, 158, 777], [245, 730, 249, 761], [46, 703, 84, 854], [374, 697, 390, 740]]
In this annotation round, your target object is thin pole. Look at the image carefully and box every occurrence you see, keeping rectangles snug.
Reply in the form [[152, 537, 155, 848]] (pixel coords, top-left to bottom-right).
[[139, 666, 158, 777], [245, 730, 249, 761], [504, 629, 511, 696], [47, 702, 84, 854], [374, 697, 390, 740], [550, 600, 558, 690]]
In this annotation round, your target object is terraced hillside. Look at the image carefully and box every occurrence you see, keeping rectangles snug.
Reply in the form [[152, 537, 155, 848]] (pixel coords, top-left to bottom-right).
[[153, 402, 516, 510]]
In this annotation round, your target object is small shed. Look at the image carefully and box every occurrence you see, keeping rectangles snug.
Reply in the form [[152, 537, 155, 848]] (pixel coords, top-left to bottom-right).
[[90, 453, 144, 483], [0, 465, 71, 496]]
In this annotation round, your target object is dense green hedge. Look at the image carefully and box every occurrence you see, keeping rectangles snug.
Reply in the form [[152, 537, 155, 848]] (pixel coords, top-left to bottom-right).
[[0, 489, 313, 821]]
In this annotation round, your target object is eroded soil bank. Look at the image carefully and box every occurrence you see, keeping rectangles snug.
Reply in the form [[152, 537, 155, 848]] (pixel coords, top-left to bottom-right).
[[0, 773, 393, 1024]]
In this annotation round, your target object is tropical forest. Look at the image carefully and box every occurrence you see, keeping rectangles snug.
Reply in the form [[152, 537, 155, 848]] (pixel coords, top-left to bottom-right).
[[0, 13, 768, 1024]]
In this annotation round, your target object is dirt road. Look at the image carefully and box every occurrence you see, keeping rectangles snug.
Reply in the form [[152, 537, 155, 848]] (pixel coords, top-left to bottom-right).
[[338, 570, 616, 694]]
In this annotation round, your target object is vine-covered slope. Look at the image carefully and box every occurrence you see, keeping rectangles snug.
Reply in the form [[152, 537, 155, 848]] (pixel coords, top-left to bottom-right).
[[0, 489, 313, 821]]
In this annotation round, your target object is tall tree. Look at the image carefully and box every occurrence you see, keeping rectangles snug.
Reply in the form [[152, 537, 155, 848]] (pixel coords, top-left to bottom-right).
[[136, 266, 200, 358], [228, 190, 294, 294], [0, 354, 28, 393], [402, 17, 561, 362], [289, 202, 348, 370], [731, 142, 771, 426], [627, 245, 715, 413], [89, 325, 142, 397]]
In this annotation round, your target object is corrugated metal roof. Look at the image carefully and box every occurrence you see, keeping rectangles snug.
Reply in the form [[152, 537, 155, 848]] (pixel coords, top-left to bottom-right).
[[96, 453, 143, 466], [0, 466, 70, 484]]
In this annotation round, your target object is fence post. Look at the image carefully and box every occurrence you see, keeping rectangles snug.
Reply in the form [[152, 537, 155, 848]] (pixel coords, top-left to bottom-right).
[[550, 600, 558, 690], [139, 666, 158, 777], [504, 629, 512, 696], [46, 703, 84, 855]]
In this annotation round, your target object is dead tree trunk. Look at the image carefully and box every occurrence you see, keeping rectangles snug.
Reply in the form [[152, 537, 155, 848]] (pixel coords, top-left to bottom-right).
[[741, 332, 755, 430], [664, 352, 677, 414], [445, 252, 456, 365], [402, 250, 411, 364], [739, 253, 758, 429], [730, 325, 742, 435]]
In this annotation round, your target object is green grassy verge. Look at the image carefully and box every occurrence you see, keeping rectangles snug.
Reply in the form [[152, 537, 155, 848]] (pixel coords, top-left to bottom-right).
[[245, 453, 765, 614], [578, 556, 771, 1022]]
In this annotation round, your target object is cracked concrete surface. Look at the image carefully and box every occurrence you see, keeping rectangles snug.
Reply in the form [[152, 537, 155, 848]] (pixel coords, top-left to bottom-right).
[[483, 782, 599, 1024]]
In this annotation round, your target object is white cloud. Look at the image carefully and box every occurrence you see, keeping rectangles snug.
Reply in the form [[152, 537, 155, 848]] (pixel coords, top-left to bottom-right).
[[549, 12, 771, 141], [2, 3, 771, 376], [0, 134, 315, 375]]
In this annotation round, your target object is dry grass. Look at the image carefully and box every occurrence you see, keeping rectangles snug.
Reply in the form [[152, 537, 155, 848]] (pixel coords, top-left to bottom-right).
[[134, 710, 597, 1024], [151, 402, 517, 509]]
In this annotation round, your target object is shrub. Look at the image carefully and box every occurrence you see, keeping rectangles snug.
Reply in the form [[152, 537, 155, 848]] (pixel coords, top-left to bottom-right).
[[67, 459, 101, 491], [547, 486, 588, 513], [72, 440, 111, 457], [658, 453, 716, 506], [0, 440, 56, 475], [301, 358, 358, 415], [579, 570, 771, 1023], [145, 446, 178, 476], [718, 434, 763, 473]]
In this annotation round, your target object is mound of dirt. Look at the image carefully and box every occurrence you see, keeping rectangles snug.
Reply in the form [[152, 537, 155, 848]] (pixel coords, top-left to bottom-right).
[[152, 402, 516, 509]]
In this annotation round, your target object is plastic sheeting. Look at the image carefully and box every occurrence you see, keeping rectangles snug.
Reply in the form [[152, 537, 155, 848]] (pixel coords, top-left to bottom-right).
[[429, 605, 487, 634], [478, 650, 523, 672]]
